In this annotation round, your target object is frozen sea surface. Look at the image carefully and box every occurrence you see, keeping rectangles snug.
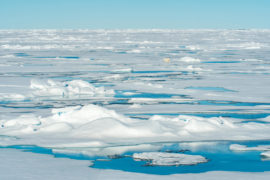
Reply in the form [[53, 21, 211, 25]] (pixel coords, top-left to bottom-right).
[[1, 29, 270, 177]]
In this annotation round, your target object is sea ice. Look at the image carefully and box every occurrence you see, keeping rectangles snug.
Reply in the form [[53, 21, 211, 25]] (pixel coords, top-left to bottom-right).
[[1, 29, 270, 176]]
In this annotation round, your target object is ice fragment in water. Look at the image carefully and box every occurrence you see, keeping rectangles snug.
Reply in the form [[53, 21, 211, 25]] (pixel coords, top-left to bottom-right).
[[133, 152, 207, 166]]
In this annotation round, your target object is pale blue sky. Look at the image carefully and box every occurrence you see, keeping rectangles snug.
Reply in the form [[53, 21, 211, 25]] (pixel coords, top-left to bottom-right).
[[0, 0, 269, 29]]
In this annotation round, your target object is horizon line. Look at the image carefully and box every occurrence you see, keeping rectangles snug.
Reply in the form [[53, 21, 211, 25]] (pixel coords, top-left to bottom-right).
[[1, 28, 270, 31]]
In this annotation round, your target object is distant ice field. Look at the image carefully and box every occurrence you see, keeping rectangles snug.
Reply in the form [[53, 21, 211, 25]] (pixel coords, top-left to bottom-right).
[[1, 29, 270, 176]]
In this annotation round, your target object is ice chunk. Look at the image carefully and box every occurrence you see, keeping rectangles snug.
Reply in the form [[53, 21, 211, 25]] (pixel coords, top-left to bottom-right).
[[112, 68, 132, 73], [127, 49, 141, 53], [30, 79, 114, 98], [229, 144, 248, 151], [179, 57, 201, 63], [186, 65, 202, 71], [230, 144, 270, 151], [0, 93, 26, 101], [129, 104, 142, 109], [133, 152, 207, 166], [227, 42, 264, 50], [261, 151, 270, 159], [52, 144, 161, 157], [128, 97, 190, 104], [186, 45, 201, 50]]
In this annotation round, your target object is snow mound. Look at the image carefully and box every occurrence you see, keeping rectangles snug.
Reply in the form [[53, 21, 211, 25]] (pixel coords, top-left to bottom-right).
[[178, 65, 207, 72], [30, 79, 115, 98], [179, 57, 201, 63], [133, 152, 207, 166], [2, 104, 270, 148]]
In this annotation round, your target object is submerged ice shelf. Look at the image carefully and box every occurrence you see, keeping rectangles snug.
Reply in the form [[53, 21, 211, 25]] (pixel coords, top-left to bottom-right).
[[1, 29, 270, 175]]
